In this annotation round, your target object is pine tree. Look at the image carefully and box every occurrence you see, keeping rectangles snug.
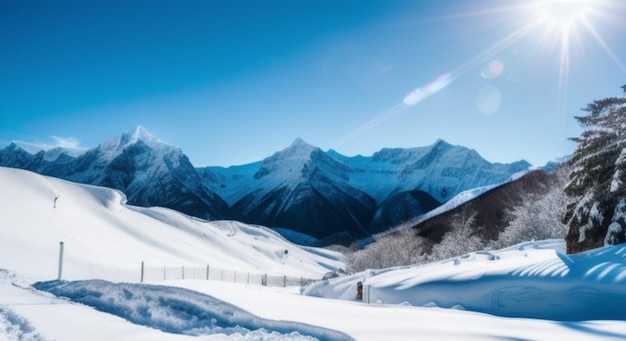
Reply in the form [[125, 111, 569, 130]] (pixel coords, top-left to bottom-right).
[[563, 97, 626, 253]]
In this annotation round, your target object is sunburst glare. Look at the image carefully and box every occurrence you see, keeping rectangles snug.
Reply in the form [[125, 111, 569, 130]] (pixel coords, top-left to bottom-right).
[[332, 0, 625, 148]]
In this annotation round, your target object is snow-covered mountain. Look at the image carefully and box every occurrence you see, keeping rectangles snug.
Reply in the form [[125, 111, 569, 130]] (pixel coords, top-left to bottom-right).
[[201, 138, 531, 241], [0, 127, 228, 220], [228, 138, 375, 241], [1, 128, 531, 243], [332, 139, 531, 203]]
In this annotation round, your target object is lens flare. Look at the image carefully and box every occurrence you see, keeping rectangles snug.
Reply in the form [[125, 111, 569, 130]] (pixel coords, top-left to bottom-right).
[[403, 73, 453, 106], [475, 86, 502, 114], [481, 60, 504, 79], [335, 0, 623, 150]]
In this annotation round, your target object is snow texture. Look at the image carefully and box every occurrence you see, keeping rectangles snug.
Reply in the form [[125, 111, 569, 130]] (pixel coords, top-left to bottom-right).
[[2, 166, 626, 340], [33, 279, 353, 340], [0, 166, 343, 281], [304, 240, 626, 321]]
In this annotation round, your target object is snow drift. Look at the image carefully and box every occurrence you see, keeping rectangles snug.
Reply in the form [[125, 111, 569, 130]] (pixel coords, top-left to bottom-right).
[[33, 279, 353, 340], [304, 240, 626, 321]]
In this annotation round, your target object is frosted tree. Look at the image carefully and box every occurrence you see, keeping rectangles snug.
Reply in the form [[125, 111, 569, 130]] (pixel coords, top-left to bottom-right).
[[345, 228, 431, 272], [430, 210, 485, 261], [492, 166, 569, 249], [564, 97, 626, 253]]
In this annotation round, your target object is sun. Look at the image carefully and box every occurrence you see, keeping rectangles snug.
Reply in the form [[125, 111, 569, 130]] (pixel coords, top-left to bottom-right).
[[522, 0, 600, 112], [535, 0, 592, 30]]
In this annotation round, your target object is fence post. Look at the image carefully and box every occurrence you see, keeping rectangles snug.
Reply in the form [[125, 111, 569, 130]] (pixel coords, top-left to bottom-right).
[[182, 266, 185, 280], [140, 261, 144, 283], [57, 241, 64, 281], [283, 275, 287, 287]]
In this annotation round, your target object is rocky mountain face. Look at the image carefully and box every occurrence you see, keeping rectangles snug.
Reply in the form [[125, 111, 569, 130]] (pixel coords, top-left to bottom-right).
[[227, 138, 376, 240], [1, 128, 531, 244], [200, 138, 531, 243], [0, 127, 228, 220]]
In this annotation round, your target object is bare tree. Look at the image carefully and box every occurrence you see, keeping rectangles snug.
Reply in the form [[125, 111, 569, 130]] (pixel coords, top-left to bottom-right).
[[429, 210, 485, 261], [345, 228, 432, 273], [492, 167, 570, 249]]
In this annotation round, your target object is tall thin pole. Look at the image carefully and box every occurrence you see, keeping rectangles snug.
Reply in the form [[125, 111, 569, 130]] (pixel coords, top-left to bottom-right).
[[57, 241, 64, 280]]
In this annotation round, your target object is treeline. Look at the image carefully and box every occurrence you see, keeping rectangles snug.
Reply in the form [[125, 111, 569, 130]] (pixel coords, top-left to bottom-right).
[[335, 160, 570, 273]]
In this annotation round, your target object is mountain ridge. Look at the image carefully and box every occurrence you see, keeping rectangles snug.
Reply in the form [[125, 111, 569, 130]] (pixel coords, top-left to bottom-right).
[[0, 127, 228, 220], [1, 127, 532, 243]]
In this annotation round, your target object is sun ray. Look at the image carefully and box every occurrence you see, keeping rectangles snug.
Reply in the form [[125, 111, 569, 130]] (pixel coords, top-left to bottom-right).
[[556, 26, 571, 115], [579, 15, 626, 75], [331, 103, 406, 149], [451, 18, 543, 78], [334, 0, 624, 148]]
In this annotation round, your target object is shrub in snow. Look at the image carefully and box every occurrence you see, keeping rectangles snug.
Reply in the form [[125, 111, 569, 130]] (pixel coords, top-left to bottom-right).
[[0, 306, 47, 341]]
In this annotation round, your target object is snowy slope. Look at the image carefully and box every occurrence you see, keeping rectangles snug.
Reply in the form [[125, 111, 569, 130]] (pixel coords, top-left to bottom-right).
[[0, 167, 343, 281], [2, 166, 626, 340], [4, 241, 626, 341], [304, 239, 626, 321], [198, 161, 263, 206]]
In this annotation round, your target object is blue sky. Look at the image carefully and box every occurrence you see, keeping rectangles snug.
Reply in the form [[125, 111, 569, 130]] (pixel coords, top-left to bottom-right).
[[2, 0, 626, 167]]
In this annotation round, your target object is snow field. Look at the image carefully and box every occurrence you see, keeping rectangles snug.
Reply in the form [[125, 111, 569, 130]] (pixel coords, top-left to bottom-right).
[[2, 166, 626, 340]]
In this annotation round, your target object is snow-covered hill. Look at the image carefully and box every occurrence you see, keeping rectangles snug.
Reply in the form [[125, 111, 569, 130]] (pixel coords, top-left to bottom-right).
[[0, 167, 343, 281], [2, 166, 626, 340]]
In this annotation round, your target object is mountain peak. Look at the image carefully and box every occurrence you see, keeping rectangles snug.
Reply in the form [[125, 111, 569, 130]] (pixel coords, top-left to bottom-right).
[[289, 137, 311, 148], [281, 137, 316, 158], [94, 126, 178, 163], [433, 138, 451, 147], [121, 126, 161, 146]]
